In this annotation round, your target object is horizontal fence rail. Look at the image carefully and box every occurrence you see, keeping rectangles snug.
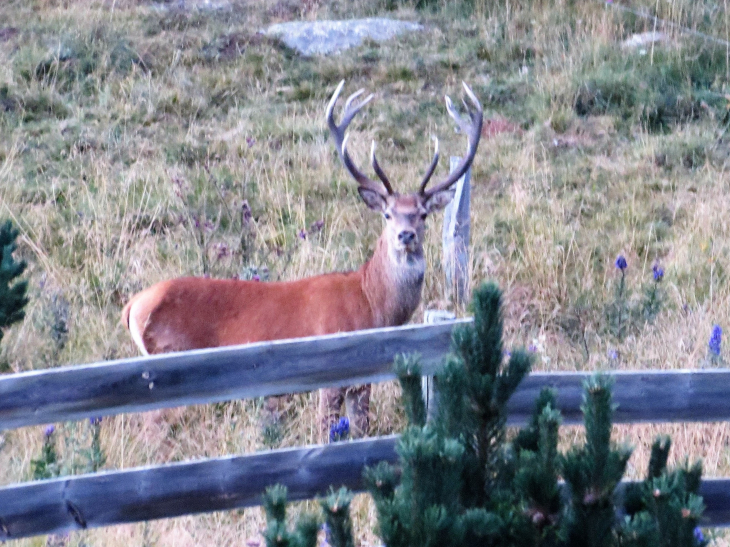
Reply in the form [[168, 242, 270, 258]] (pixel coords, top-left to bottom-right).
[[0, 320, 470, 431], [0, 437, 399, 540], [3, 319, 730, 430], [508, 368, 730, 425], [2, 436, 730, 540]]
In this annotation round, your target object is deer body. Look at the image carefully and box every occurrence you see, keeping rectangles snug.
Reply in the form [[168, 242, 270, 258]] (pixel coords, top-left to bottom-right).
[[123, 80, 482, 438], [123, 227, 425, 355]]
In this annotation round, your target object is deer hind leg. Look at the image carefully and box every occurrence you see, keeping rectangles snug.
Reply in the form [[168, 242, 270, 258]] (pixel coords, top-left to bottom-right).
[[319, 387, 345, 443], [344, 384, 371, 439]]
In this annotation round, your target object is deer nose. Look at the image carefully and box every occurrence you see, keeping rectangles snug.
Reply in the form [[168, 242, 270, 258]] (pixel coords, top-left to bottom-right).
[[398, 230, 416, 245]]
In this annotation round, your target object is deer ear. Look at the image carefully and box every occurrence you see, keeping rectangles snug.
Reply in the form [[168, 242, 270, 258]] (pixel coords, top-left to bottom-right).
[[358, 187, 387, 212], [424, 187, 456, 213]]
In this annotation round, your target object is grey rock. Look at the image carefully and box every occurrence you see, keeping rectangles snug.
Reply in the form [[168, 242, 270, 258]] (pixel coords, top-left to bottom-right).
[[261, 18, 423, 57], [622, 31, 670, 49], [149, 0, 231, 13]]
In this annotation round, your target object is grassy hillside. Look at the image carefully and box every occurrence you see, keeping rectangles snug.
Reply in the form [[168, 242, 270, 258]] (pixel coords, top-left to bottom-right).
[[2, 0, 730, 544]]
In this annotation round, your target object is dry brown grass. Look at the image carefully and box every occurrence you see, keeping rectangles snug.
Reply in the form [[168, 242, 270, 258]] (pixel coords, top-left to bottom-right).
[[3, 0, 730, 544]]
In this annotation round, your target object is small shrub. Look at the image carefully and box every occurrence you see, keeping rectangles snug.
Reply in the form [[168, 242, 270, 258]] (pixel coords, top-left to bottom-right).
[[31, 426, 59, 480], [30, 418, 108, 480]]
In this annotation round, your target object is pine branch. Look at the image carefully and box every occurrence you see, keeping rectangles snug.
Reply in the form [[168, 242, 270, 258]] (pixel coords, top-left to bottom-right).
[[320, 487, 355, 547], [263, 485, 318, 547], [394, 353, 426, 427], [647, 435, 671, 479]]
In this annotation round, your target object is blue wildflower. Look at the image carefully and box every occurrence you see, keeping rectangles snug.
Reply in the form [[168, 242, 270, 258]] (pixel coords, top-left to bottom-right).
[[44, 425, 55, 437], [709, 325, 722, 358], [329, 417, 350, 443], [615, 255, 627, 271], [694, 526, 704, 544], [608, 349, 618, 361], [89, 416, 102, 426], [652, 264, 664, 282]]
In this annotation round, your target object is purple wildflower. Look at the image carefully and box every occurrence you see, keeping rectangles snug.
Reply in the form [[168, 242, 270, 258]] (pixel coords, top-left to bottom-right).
[[89, 416, 102, 426], [310, 219, 325, 233], [44, 425, 55, 437], [608, 349, 619, 361], [615, 255, 627, 271], [214, 243, 230, 260], [694, 527, 704, 543], [329, 417, 350, 443], [246, 136, 256, 148], [709, 325, 722, 358], [298, 229, 307, 240], [241, 200, 253, 224], [252, 274, 260, 282], [528, 344, 537, 352], [652, 264, 664, 282]]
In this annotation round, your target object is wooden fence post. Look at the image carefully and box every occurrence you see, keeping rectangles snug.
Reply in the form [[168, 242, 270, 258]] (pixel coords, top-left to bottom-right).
[[422, 157, 471, 420], [442, 156, 471, 306], [422, 310, 456, 421]]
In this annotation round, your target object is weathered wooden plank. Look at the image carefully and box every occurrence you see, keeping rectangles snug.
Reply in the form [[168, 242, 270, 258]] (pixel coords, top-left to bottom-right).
[[698, 478, 730, 528], [4, 326, 730, 430], [507, 369, 730, 425], [0, 437, 400, 540], [2, 436, 730, 540], [0, 320, 470, 431]]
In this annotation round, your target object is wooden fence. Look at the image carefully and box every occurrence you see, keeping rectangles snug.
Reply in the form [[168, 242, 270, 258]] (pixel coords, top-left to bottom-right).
[[3, 319, 730, 539], [3, 160, 730, 540]]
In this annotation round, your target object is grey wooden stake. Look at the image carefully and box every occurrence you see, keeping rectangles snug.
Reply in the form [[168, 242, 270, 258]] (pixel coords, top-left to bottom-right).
[[422, 157, 471, 420], [442, 156, 471, 306], [422, 310, 456, 421]]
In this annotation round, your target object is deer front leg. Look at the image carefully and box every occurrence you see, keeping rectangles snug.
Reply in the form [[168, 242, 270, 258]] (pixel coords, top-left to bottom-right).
[[344, 384, 371, 439]]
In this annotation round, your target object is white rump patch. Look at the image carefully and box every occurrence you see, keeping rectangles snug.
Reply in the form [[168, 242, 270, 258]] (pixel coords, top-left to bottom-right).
[[128, 301, 150, 356]]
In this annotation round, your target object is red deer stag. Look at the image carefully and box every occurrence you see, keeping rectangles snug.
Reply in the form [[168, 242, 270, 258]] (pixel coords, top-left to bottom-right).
[[122, 80, 483, 439]]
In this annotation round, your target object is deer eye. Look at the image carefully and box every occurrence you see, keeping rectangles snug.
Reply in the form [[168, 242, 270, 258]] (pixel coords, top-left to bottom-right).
[[384, 213, 391, 220]]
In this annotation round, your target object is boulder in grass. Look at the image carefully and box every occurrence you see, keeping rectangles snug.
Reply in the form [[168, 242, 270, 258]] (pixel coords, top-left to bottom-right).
[[622, 31, 671, 49], [261, 18, 423, 57]]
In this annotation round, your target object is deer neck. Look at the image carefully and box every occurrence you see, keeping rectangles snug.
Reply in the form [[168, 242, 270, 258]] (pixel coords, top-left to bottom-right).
[[360, 233, 425, 328]]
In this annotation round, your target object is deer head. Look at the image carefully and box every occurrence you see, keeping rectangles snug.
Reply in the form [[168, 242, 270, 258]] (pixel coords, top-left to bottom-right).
[[326, 80, 483, 261]]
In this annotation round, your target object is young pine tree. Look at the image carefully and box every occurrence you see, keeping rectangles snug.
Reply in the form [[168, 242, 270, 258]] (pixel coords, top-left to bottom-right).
[[266, 283, 707, 547], [0, 220, 28, 345], [364, 283, 533, 547]]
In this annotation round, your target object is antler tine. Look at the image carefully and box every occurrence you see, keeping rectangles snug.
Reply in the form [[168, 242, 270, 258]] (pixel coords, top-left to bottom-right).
[[326, 81, 390, 196], [418, 136, 440, 194], [370, 141, 394, 195], [421, 82, 483, 199], [344, 89, 365, 113]]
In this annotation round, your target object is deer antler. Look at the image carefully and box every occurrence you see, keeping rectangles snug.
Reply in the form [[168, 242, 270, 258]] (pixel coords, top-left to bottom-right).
[[326, 80, 393, 196], [418, 136, 440, 194], [420, 82, 483, 199]]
